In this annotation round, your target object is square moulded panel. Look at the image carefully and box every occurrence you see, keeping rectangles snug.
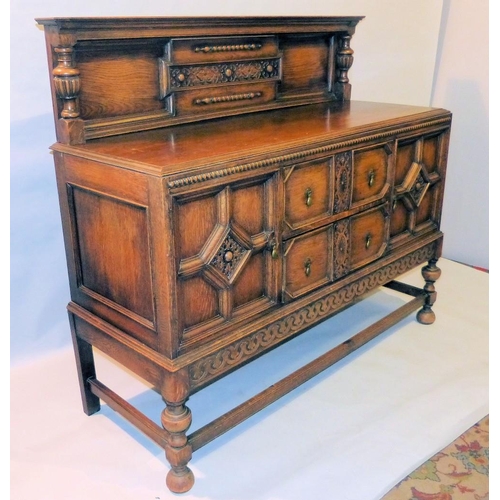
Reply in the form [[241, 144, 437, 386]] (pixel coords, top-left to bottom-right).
[[71, 186, 154, 322]]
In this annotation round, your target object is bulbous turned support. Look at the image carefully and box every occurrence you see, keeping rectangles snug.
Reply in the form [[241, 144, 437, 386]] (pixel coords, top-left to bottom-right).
[[161, 371, 195, 493], [52, 46, 81, 119], [417, 258, 441, 324]]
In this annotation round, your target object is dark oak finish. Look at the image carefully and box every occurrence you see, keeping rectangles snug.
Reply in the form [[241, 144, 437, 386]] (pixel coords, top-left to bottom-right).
[[37, 16, 451, 494]]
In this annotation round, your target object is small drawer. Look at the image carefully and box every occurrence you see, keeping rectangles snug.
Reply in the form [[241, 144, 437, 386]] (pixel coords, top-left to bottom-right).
[[167, 59, 280, 91], [168, 36, 279, 64], [173, 81, 276, 117], [351, 144, 391, 208], [284, 158, 333, 232], [283, 226, 333, 301], [350, 205, 388, 269]]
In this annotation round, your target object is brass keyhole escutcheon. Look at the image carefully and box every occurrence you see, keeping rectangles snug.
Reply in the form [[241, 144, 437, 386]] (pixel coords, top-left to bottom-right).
[[365, 233, 372, 249], [223, 251, 234, 263], [271, 242, 279, 260], [305, 187, 313, 207], [368, 170, 375, 188], [304, 258, 312, 277]]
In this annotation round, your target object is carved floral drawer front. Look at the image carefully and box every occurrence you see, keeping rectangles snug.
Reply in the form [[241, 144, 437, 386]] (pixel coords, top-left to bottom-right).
[[173, 81, 277, 117], [351, 143, 392, 208], [167, 58, 281, 90], [167, 36, 280, 64]]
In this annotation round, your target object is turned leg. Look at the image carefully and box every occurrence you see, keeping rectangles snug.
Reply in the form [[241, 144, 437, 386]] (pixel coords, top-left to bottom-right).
[[161, 370, 195, 493], [417, 258, 441, 325], [68, 312, 100, 415]]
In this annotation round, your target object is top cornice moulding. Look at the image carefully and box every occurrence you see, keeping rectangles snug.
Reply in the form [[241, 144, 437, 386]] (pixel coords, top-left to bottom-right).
[[35, 16, 365, 32]]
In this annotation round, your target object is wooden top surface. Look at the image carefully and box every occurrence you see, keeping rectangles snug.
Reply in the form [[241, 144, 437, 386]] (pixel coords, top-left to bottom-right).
[[52, 101, 451, 177]]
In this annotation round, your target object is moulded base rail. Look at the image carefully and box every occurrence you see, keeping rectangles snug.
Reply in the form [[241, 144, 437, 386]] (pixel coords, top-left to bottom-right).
[[87, 280, 426, 454]]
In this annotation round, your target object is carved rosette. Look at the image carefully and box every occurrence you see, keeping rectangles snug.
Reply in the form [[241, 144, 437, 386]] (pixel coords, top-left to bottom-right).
[[52, 46, 81, 119], [210, 234, 248, 280]]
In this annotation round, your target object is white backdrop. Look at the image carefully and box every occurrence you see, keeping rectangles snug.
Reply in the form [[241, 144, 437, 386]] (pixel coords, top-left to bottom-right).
[[10, 0, 447, 364]]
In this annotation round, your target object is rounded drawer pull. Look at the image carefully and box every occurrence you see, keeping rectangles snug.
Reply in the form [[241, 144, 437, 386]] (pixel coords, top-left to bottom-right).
[[365, 233, 372, 249], [177, 73, 186, 82], [304, 258, 312, 277], [194, 91, 262, 106], [265, 64, 274, 73], [194, 43, 262, 53], [224, 68, 233, 77], [305, 187, 313, 207], [223, 250, 234, 263], [368, 170, 375, 188]]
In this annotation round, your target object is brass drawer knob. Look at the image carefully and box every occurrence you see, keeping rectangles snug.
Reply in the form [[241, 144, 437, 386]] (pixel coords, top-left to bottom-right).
[[368, 170, 375, 188], [224, 68, 233, 77], [223, 251, 234, 262], [304, 258, 312, 277], [365, 233, 372, 249], [305, 187, 313, 207]]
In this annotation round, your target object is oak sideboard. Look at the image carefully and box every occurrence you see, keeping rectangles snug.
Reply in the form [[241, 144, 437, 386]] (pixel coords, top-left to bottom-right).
[[36, 16, 451, 493]]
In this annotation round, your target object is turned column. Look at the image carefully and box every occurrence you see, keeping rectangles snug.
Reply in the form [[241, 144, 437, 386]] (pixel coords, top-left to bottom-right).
[[161, 370, 195, 493], [417, 258, 441, 324]]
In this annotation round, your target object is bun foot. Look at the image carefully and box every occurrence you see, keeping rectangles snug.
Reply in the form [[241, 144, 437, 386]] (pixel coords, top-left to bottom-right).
[[167, 467, 195, 494], [417, 306, 436, 325]]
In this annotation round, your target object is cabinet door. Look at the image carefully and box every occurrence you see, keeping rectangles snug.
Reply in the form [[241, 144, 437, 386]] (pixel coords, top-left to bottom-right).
[[390, 131, 448, 247], [174, 174, 279, 348]]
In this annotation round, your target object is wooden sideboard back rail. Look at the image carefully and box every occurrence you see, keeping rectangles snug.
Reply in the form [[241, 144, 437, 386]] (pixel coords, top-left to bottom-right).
[[37, 16, 364, 144], [37, 16, 451, 494]]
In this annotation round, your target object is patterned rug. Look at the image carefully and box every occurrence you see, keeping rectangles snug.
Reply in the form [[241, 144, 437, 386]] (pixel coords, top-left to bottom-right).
[[381, 416, 489, 499]]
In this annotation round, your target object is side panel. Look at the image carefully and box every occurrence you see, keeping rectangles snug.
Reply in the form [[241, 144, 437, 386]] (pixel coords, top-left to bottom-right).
[[54, 153, 158, 349]]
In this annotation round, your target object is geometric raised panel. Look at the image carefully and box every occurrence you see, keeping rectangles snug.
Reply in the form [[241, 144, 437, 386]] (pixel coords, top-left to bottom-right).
[[402, 161, 431, 209], [175, 176, 277, 339]]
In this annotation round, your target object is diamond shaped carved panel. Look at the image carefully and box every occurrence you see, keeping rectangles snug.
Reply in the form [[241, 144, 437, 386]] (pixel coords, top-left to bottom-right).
[[210, 232, 249, 281]]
